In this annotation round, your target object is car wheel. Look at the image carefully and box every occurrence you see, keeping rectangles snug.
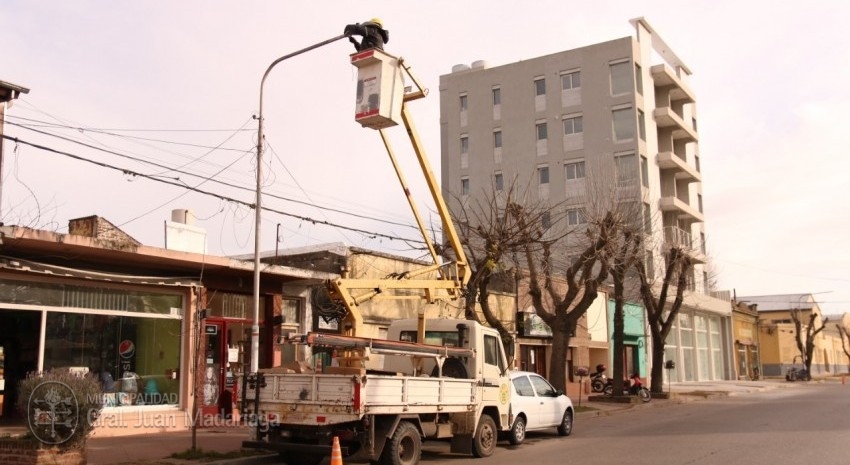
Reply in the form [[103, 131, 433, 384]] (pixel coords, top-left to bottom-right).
[[472, 415, 497, 458], [557, 409, 573, 436], [508, 415, 526, 445]]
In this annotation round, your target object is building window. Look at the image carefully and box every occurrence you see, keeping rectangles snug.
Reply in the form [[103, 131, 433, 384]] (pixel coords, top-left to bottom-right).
[[541, 211, 551, 230], [610, 60, 632, 95], [536, 121, 548, 140], [615, 153, 638, 183], [460, 94, 468, 112], [565, 161, 585, 180], [645, 250, 654, 280], [494, 172, 504, 191], [700, 232, 706, 254], [643, 202, 652, 234], [698, 194, 703, 213], [461, 135, 468, 154], [635, 64, 643, 95], [695, 155, 701, 172], [534, 77, 546, 96], [563, 115, 583, 135], [538, 165, 549, 185], [493, 130, 502, 148], [492, 87, 501, 106], [567, 208, 586, 226], [561, 70, 581, 90], [638, 109, 646, 141], [640, 155, 649, 187], [461, 177, 470, 196], [612, 107, 635, 141]]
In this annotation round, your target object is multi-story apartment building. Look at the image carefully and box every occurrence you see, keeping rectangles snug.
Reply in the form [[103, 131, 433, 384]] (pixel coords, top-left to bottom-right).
[[439, 18, 731, 383]]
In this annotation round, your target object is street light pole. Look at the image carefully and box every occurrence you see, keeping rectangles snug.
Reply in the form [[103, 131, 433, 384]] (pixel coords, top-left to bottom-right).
[[251, 33, 348, 374]]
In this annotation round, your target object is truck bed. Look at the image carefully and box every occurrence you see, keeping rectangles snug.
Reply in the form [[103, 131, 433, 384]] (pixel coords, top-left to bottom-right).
[[247, 372, 477, 425]]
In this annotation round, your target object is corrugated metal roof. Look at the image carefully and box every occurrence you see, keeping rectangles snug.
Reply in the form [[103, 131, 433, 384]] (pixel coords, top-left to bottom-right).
[[738, 293, 815, 312]]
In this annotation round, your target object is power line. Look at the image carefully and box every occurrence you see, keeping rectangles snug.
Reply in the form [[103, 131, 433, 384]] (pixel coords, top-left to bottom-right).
[[6, 121, 426, 234], [3, 135, 428, 246]]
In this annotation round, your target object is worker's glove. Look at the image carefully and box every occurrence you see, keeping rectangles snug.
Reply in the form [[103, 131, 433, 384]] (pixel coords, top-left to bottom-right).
[[344, 23, 362, 36]]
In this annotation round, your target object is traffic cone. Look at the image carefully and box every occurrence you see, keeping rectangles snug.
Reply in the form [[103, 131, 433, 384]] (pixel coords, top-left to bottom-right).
[[331, 436, 343, 465]]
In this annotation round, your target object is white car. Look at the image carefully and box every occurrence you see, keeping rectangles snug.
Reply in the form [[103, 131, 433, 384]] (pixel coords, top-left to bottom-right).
[[506, 370, 574, 445]]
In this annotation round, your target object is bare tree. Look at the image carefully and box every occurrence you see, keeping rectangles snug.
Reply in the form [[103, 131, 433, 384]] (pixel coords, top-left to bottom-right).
[[608, 223, 644, 395], [635, 246, 694, 394], [838, 323, 850, 374], [451, 179, 569, 352], [790, 307, 828, 378], [517, 210, 620, 392]]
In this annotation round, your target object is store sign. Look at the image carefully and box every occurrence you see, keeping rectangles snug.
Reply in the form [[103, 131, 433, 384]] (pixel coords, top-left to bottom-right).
[[522, 313, 553, 337], [205, 325, 218, 335]]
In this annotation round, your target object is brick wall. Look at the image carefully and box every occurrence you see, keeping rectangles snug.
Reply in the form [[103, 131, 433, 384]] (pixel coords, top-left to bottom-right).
[[0, 439, 85, 465], [68, 215, 141, 248]]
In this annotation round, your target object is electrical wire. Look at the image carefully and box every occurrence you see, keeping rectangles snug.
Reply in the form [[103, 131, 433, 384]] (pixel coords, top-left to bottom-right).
[[6, 120, 427, 234], [3, 134, 427, 245]]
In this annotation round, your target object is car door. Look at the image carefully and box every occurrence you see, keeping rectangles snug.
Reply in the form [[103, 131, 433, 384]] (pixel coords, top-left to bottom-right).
[[511, 374, 541, 429], [528, 374, 559, 426]]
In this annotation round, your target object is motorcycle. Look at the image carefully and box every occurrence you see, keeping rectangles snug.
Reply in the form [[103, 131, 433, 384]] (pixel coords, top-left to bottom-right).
[[785, 356, 811, 382], [590, 364, 608, 393], [603, 378, 651, 402]]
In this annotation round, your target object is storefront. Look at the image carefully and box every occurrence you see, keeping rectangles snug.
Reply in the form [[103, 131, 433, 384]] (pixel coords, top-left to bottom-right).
[[663, 310, 728, 382], [0, 273, 188, 419]]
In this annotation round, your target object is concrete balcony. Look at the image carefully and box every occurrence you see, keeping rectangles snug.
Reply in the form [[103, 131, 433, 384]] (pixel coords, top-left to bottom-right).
[[663, 226, 706, 264], [659, 196, 704, 223], [651, 63, 695, 103], [653, 107, 698, 142], [658, 152, 701, 183]]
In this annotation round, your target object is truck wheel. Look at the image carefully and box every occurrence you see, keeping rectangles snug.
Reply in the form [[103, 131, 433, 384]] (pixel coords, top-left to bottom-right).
[[508, 415, 526, 445], [472, 415, 497, 458], [380, 421, 421, 465], [431, 358, 468, 379]]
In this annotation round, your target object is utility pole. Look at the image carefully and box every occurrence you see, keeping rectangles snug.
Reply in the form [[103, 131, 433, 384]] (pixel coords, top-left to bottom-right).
[[0, 80, 30, 222]]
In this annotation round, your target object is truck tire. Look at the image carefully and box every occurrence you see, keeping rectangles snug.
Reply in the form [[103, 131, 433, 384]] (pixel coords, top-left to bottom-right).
[[380, 421, 421, 465], [430, 358, 468, 379], [472, 415, 497, 458]]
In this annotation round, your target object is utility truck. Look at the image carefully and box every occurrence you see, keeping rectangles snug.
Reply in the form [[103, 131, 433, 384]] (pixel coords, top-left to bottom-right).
[[241, 46, 515, 465]]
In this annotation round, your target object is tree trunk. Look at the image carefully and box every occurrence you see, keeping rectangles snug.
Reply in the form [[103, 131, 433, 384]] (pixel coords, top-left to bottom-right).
[[650, 334, 666, 393], [549, 327, 571, 393]]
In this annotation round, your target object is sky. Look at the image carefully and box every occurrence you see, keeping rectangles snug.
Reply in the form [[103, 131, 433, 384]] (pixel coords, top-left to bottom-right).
[[2, 1, 849, 314]]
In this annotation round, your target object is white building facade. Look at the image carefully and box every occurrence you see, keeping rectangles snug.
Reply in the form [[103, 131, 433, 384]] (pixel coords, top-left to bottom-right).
[[439, 18, 732, 382]]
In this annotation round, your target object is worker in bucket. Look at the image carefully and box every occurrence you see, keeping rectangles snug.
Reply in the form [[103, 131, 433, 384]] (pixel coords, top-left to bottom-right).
[[344, 18, 389, 51]]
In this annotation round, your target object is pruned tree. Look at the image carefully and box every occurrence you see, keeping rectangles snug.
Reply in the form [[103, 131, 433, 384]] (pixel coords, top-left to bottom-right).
[[635, 246, 694, 394], [838, 323, 850, 374], [517, 209, 621, 392], [451, 178, 569, 354], [608, 220, 644, 395], [790, 307, 828, 378]]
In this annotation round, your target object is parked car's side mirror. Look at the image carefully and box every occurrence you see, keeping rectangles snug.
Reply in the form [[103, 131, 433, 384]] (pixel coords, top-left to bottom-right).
[[555, 389, 565, 397]]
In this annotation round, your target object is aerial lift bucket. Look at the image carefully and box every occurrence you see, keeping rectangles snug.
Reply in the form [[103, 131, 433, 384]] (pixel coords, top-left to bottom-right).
[[351, 48, 404, 129]]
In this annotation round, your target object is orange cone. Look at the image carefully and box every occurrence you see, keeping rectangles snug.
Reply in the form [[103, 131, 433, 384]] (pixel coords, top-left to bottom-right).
[[331, 436, 343, 465]]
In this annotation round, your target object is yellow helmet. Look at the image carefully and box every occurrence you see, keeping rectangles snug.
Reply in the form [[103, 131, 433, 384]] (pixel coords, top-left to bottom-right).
[[368, 17, 383, 28]]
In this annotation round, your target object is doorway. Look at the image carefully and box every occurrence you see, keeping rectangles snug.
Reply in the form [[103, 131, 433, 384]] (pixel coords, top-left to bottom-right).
[[0, 310, 42, 421], [200, 319, 253, 420]]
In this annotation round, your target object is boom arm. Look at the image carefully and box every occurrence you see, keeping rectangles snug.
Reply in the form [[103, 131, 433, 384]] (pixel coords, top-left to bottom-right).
[[329, 57, 469, 336]]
